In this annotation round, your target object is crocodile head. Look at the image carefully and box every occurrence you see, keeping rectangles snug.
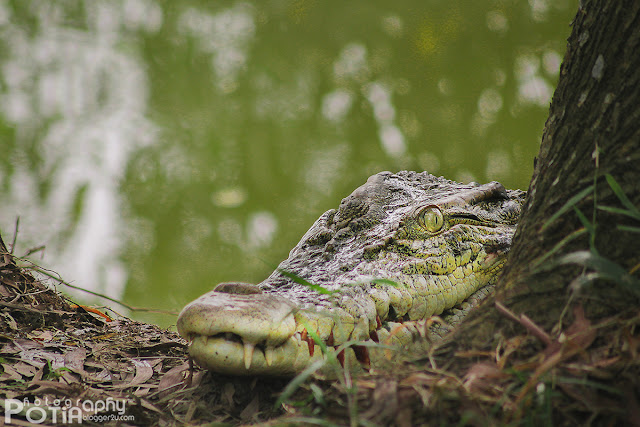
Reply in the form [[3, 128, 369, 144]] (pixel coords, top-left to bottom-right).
[[178, 171, 525, 375]]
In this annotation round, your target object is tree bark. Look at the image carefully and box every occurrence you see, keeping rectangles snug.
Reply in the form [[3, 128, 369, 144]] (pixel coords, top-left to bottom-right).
[[437, 0, 640, 419], [499, 0, 640, 325]]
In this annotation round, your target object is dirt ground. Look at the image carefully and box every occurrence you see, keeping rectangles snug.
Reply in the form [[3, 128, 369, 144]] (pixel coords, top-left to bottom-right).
[[1, 233, 639, 426], [0, 234, 293, 426]]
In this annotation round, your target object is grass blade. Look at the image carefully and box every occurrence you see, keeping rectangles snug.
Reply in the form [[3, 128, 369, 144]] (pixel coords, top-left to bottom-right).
[[573, 207, 595, 234], [369, 278, 400, 287], [531, 228, 587, 270], [278, 268, 335, 295], [275, 358, 328, 408], [617, 224, 640, 233], [557, 250, 640, 295], [541, 185, 594, 231], [597, 205, 640, 220], [605, 174, 640, 218]]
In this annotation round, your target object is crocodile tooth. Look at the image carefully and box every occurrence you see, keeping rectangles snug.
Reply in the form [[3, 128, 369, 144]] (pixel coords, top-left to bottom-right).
[[306, 336, 315, 356], [300, 329, 314, 356], [336, 349, 345, 368], [326, 330, 335, 346], [353, 345, 370, 370], [264, 346, 274, 366], [243, 341, 256, 369], [416, 320, 427, 338]]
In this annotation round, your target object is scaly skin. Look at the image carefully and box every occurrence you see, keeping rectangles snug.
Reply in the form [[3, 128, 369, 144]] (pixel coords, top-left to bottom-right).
[[178, 171, 525, 375]]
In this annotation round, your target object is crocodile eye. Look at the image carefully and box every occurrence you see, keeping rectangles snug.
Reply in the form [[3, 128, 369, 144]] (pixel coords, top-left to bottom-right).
[[419, 206, 444, 233]]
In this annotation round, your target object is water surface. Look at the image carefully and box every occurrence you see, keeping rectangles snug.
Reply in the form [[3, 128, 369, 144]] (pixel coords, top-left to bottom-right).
[[0, 1, 576, 326]]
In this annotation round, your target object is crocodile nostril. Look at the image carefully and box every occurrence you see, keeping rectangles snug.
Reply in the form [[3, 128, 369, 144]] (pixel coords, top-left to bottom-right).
[[213, 282, 263, 295]]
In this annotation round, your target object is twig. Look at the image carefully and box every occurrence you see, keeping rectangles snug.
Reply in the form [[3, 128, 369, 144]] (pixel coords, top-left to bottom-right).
[[27, 264, 178, 316], [23, 245, 45, 257], [11, 216, 19, 254], [495, 301, 551, 345], [519, 313, 552, 346], [494, 300, 520, 323], [0, 300, 73, 316]]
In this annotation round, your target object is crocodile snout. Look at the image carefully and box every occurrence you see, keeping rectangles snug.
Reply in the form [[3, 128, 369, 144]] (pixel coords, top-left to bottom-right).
[[177, 282, 298, 371]]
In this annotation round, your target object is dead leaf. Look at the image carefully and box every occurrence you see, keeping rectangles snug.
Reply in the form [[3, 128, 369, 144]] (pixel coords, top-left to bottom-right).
[[43, 352, 66, 370], [1, 338, 42, 355], [57, 373, 76, 388], [223, 382, 235, 409], [399, 372, 437, 387], [28, 380, 75, 396], [63, 347, 87, 375], [13, 361, 37, 377], [87, 368, 112, 383], [185, 401, 197, 423], [189, 371, 205, 388], [0, 363, 23, 381], [134, 387, 152, 397], [240, 395, 260, 422], [112, 359, 154, 389], [464, 362, 509, 394], [32, 362, 45, 382], [71, 304, 112, 322], [1, 312, 18, 330], [157, 362, 189, 398], [565, 305, 596, 351], [516, 351, 563, 404], [29, 330, 54, 342]]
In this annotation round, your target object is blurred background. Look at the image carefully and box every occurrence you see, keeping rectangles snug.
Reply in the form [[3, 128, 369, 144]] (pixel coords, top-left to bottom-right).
[[0, 0, 576, 327]]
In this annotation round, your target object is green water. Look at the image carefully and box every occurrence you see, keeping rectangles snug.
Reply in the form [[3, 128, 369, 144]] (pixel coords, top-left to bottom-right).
[[0, 1, 576, 327]]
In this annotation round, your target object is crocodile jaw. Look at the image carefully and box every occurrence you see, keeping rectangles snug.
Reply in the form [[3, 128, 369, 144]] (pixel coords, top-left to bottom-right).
[[177, 285, 367, 375], [177, 286, 304, 374], [187, 333, 322, 376]]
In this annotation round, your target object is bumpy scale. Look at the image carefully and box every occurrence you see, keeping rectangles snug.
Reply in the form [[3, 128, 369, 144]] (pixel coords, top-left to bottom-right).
[[177, 171, 525, 375]]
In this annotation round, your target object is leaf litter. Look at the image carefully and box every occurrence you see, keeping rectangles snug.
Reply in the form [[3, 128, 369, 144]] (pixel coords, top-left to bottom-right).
[[0, 233, 287, 426], [278, 296, 640, 426]]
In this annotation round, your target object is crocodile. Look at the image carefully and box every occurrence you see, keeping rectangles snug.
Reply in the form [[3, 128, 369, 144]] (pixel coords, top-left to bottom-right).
[[177, 171, 525, 375]]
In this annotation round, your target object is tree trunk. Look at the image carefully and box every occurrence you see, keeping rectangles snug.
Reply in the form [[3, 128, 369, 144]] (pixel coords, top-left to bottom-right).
[[498, 0, 640, 321], [433, 0, 640, 422]]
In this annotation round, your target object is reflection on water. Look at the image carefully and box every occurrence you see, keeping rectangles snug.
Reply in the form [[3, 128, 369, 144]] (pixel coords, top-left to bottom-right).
[[177, 3, 255, 93], [0, 1, 576, 326], [0, 1, 159, 299]]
